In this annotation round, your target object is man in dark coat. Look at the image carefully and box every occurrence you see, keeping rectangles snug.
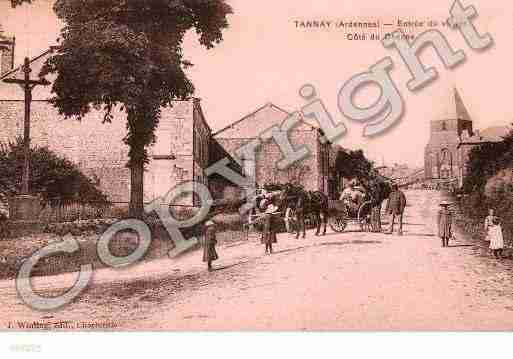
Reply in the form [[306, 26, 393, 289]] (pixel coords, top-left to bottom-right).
[[261, 203, 279, 254], [437, 201, 452, 247], [386, 183, 406, 235], [202, 220, 219, 271]]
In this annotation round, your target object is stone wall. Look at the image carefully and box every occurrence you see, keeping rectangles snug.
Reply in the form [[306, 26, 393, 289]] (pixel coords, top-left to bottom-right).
[[0, 98, 209, 206], [216, 124, 323, 192], [192, 99, 211, 205], [0, 100, 131, 202]]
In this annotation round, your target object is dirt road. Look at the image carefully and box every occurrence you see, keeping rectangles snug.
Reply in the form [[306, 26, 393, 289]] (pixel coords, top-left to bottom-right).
[[2, 190, 513, 330]]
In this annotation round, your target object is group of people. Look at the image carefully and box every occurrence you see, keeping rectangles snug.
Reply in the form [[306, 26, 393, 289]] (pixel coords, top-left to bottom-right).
[[202, 194, 281, 271], [340, 180, 407, 235], [204, 180, 409, 271], [437, 202, 504, 257], [202, 182, 507, 272]]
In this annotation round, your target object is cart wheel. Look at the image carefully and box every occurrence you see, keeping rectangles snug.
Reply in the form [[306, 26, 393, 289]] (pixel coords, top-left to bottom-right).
[[329, 215, 347, 232]]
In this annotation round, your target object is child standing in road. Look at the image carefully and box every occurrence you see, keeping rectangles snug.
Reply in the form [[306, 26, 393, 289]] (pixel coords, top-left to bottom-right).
[[488, 216, 504, 259], [203, 220, 219, 271]]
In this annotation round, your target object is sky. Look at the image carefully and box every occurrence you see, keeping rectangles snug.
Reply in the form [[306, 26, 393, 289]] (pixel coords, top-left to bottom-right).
[[1, 0, 512, 167]]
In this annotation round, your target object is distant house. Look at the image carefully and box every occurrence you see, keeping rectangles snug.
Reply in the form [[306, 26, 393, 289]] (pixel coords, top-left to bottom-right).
[[456, 127, 509, 187], [213, 103, 339, 199]]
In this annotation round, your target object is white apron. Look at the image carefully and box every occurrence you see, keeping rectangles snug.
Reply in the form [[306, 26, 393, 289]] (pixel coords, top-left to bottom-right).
[[488, 225, 504, 250]]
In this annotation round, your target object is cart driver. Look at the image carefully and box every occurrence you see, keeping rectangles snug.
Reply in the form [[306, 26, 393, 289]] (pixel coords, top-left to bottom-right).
[[339, 179, 365, 216]]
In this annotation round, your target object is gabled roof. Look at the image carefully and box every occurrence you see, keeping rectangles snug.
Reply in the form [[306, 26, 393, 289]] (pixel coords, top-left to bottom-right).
[[213, 102, 318, 139], [480, 125, 511, 141], [457, 131, 505, 147], [213, 103, 288, 137]]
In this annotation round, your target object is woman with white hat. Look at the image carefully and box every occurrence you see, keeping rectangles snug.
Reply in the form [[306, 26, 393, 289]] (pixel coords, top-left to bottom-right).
[[437, 201, 452, 247], [203, 220, 219, 271]]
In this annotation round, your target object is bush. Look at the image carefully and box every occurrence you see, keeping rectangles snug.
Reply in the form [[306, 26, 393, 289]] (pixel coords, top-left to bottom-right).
[[0, 137, 108, 204]]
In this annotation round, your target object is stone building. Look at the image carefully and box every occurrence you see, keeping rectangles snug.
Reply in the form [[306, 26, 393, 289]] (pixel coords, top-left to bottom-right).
[[0, 44, 219, 206], [424, 88, 505, 188], [213, 103, 339, 199]]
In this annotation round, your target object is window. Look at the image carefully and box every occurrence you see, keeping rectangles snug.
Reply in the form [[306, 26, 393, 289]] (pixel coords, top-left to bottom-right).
[[441, 121, 447, 131]]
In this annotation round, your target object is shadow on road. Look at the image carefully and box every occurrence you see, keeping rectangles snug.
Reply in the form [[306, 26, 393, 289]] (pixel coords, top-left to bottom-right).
[[321, 230, 368, 236], [319, 240, 382, 246], [404, 233, 436, 237], [213, 260, 252, 271], [272, 246, 308, 255]]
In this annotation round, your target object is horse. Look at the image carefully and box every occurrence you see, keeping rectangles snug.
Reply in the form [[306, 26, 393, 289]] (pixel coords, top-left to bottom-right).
[[279, 184, 329, 238]]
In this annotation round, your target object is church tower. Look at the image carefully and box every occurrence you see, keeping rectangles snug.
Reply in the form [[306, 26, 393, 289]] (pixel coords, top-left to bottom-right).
[[424, 87, 473, 180]]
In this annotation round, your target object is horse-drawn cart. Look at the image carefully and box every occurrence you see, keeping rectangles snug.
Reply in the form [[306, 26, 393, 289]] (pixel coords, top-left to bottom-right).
[[328, 198, 373, 232]]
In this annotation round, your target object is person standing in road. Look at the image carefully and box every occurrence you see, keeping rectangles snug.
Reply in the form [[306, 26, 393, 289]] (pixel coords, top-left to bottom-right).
[[437, 201, 452, 247], [488, 216, 504, 259], [261, 203, 279, 254], [386, 183, 407, 235], [484, 208, 497, 240], [484, 208, 500, 256], [202, 220, 219, 271], [284, 206, 294, 234]]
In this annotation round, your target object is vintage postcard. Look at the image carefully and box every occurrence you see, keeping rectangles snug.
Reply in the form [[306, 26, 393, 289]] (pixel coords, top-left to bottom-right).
[[0, 0, 512, 338]]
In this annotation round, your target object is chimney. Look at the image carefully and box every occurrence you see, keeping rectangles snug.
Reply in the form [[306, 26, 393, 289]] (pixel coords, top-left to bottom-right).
[[0, 33, 15, 76]]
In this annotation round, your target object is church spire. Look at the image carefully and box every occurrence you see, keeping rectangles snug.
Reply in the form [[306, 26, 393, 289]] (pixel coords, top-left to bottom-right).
[[453, 87, 472, 123]]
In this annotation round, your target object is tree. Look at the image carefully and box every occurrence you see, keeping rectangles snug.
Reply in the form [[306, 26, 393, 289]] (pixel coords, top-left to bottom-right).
[[35, 0, 232, 217], [463, 126, 513, 193], [334, 148, 374, 180], [10, 0, 33, 6], [334, 146, 391, 206], [0, 137, 107, 205]]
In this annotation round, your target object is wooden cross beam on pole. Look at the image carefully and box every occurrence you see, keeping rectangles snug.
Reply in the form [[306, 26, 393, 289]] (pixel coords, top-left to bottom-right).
[[3, 57, 50, 195]]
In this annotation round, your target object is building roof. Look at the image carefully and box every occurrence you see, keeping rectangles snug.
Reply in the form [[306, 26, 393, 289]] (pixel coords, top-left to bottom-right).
[[213, 102, 318, 139], [434, 86, 473, 123], [457, 128, 506, 147], [480, 125, 511, 141]]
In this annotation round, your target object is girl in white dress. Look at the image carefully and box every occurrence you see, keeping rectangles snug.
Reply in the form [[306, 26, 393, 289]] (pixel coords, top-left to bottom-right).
[[484, 209, 496, 240], [488, 216, 504, 259]]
